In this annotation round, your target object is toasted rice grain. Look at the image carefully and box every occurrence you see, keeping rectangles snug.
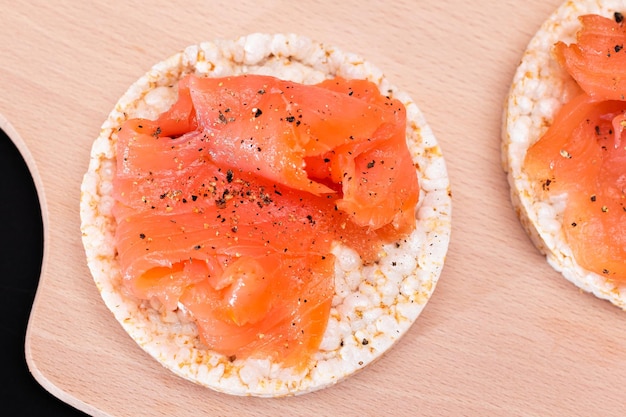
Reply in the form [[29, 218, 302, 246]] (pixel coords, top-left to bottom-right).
[[502, 0, 626, 309], [80, 33, 452, 396]]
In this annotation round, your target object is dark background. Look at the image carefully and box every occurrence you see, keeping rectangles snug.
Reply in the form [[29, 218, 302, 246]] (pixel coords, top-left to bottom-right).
[[0, 129, 87, 416]]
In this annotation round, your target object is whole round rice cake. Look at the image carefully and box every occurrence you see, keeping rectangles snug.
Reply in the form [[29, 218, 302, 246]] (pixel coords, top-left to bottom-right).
[[502, 0, 626, 309], [80, 33, 452, 397]]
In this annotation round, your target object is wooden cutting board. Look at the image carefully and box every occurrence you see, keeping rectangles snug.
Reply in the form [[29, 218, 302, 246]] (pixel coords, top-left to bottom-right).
[[3, 0, 626, 415]]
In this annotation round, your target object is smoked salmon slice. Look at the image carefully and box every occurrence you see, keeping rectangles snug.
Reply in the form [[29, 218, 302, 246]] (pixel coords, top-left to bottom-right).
[[555, 14, 626, 101], [112, 74, 419, 367], [524, 13, 626, 282]]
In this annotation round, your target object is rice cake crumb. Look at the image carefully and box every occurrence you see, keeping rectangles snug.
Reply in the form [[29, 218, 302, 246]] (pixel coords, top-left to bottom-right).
[[80, 33, 452, 396], [502, 0, 626, 309]]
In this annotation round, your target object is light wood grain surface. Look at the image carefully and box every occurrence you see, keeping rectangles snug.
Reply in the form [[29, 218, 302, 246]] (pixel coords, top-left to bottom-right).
[[3, 1, 626, 416]]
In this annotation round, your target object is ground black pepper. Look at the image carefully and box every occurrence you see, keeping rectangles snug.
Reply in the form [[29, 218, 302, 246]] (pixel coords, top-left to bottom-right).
[[542, 178, 552, 191]]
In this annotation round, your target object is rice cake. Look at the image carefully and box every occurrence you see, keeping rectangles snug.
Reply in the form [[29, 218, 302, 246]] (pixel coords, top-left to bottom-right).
[[80, 33, 452, 396], [502, 0, 626, 309]]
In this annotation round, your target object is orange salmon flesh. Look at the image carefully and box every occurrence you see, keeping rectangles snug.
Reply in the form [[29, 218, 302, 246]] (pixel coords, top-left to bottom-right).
[[112, 74, 420, 367], [524, 13, 626, 282]]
